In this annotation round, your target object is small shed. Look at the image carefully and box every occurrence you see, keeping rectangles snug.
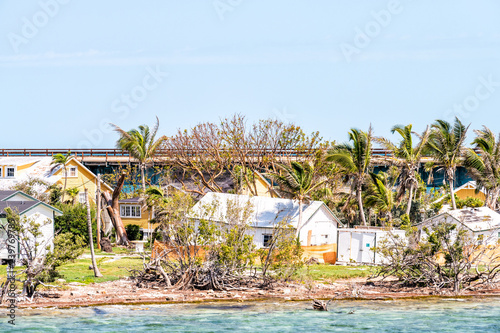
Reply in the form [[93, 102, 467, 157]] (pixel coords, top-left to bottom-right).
[[336, 227, 406, 264], [417, 207, 500, 246]]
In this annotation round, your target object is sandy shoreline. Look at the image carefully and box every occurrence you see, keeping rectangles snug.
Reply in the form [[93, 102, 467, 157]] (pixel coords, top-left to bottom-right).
[[6, 278, 500, 309]]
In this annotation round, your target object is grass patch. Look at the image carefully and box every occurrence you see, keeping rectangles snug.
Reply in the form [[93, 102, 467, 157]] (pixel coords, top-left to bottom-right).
[[56, 257, 143, 284], [82, 246, 137, 256], [0, 257, 144, 285], [297, 264, 374, 282]]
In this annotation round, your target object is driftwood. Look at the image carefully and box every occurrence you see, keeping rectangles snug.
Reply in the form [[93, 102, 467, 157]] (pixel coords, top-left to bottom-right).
[[312, 296, 339, 311], [101, 171, 129, 245]]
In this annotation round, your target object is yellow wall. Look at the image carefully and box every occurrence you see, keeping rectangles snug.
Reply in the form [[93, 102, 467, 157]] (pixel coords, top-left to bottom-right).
[[241, 176, 277, 198], [120, 204, 152, 229], [54, 159, 111, 204], [456, 188, 486, 201]]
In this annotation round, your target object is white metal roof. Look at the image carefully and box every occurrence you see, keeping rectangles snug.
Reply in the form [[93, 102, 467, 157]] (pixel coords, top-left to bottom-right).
[[421, 206, 500, 232], [190, 192, 340, 228]]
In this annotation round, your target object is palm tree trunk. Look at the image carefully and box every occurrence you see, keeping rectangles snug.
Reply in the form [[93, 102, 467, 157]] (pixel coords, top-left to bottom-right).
[[296, 198, 303, 238], [62, 166, 67, 203], [141, 163, 146, 192], [405, 184, 414, 216], [85, 189, 103, 278], [449, 176, 457, 210], [357, 181, 367, 226]]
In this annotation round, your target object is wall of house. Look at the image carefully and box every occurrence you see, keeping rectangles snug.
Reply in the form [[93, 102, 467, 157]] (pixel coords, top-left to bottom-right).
[[299, 206, 338, 247], [120, 203, 152, 229], [5, 193, 36, 201], [455, 188, 486, 201], [54, 159, 110, 204], [241, 178, 276, 198], [0, 205, 55, 261]]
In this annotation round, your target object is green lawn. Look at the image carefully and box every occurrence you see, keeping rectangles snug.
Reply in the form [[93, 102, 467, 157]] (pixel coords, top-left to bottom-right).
[[297, 264, 374, 282], [82, 246, 140, 256], [0, 257, 144, 285], [56, 257, 144, 284]]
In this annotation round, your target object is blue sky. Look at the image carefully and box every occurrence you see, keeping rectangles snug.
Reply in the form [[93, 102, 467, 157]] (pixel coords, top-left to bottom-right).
[[1, 0, 500, 148]]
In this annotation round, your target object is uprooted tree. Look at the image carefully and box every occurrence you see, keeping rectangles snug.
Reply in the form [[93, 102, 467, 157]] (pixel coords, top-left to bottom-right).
[[101, 170, 129, 245], [0, 208, 84, 302], [374, 221, 500, 294], [129, 192, 303, 291]]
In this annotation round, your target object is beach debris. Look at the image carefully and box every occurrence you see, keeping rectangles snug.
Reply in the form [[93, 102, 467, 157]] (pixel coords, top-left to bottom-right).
[[312, 299, 329, 311]]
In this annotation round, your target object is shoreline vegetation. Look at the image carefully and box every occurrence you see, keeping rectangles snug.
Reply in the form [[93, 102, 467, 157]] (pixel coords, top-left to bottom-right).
[[4, 116, 500, 307]]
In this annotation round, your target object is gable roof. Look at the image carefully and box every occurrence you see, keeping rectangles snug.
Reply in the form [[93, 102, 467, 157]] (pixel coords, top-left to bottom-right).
[[0, 190, 37, 202], [0, 156, 113, 193], [191, 192, 342, 228], [418, 206, 500, 232]]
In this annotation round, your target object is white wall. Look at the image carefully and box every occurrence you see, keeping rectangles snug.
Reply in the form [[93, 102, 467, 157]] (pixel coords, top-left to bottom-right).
[[298, 206, 337, 246]]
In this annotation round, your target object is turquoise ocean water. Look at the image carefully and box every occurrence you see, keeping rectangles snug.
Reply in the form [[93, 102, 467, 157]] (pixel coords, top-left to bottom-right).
[[1, 298, 500, 332]]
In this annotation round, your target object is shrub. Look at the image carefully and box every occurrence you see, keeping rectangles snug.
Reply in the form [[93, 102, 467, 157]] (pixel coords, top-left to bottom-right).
[[54, 203, 96, 244], [125, 224, 142, 241]]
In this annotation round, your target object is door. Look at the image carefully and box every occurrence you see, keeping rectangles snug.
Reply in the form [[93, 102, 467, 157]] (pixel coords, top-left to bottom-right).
[[337, 231, 351, 262], [351, 232, 363, 263], [361, 233, 376, 263]]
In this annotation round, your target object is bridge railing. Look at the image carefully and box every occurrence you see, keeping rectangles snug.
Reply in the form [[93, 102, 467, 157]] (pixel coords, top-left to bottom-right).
[[0, 148, 396, 157], [0, 148, 478, 158]]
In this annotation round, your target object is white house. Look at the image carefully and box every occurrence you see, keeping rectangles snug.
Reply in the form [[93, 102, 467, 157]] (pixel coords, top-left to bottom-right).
[[0, 190, 62, 263], [190, 192, 343, 249], [417, 207, 500, 246]]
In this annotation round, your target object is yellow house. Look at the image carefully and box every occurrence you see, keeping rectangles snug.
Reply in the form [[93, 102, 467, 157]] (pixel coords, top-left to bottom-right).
[[119, 197, 155, 239], [454, 181, 486, 201], [241, 171, 280, 198], [0, 156, 112, 204], [52, 157, 113, 204]]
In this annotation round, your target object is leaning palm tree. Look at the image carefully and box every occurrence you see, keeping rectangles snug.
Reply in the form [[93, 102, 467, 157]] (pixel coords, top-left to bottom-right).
[[425, 117, 469, 210], [266, 161, 324, 237], [51, 151, 72, 203], [376, 124, 430, 216], [111, 117, 166, 192], [464, 126, 500, 210], [365, 172, 395, 224], [326, 128, 373, 226]]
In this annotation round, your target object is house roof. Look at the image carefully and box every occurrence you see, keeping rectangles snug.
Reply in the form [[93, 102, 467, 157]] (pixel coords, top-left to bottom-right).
[[119, 197, 142, 204], [419, 207, 500, 232], [0, 156, 112, 193], [0, 190, 18, 201], [190, 192, 342, 228]]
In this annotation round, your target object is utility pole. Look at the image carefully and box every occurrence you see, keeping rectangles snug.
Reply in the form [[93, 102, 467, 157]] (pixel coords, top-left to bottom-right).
[[96, 174, 101, 250], [86, 188, 103, 278]]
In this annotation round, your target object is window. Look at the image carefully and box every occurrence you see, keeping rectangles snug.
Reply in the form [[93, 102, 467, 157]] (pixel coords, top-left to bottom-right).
[[79, 192, 86, 204], [6, 167, 15, 178], [263, 234, 272, 247], [67, 166, 77, 177], [120, 205, 141, 218]]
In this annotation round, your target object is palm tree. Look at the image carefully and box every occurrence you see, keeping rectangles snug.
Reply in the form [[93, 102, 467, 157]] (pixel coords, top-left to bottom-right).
[[51, 151, 72, 203], [326, 128, 373, 226], [365, 172, 395, 224], [464, 126, 500, 209], [65, 187, 80, 205], [111, 117, 166, 192], [266, 161, 324, 237], [377, 124, 430, 216], [425, 117, 469, 210]]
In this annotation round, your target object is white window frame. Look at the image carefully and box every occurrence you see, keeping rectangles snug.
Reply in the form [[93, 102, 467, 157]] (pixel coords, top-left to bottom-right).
[[6, 166, 15, 178], [78, 192, 86, 204], [67, 166, 78, 178], [120, 205, 141, 218], [263, 234, 273, 248]]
